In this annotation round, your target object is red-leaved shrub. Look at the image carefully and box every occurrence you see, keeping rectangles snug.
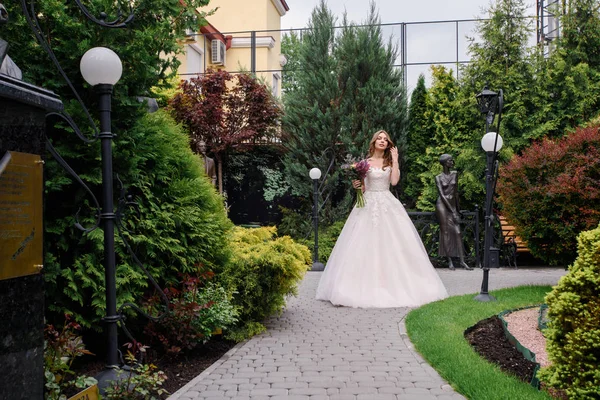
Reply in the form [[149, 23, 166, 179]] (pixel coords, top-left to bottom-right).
[[143, 269, 238, 356], [497, 125, 600, 266]]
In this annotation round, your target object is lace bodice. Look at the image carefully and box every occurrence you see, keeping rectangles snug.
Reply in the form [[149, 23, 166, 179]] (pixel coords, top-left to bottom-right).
[[364, 167, 391, 192]]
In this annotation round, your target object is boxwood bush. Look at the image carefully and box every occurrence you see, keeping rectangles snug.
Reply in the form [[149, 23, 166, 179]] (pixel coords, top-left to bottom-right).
[[215, 227, 311, 341], [539, 223, 600, 399], [297, 220, 346, 264]]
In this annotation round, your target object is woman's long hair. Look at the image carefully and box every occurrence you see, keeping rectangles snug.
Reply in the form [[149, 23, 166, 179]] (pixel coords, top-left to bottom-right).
[[367, 130, 395, 168]]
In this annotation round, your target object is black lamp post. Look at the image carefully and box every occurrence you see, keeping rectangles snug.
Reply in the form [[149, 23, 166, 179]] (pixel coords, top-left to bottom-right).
[[474, 85, 503, 302], [80, 47, 123, 384], [309, 167, 325, 271]]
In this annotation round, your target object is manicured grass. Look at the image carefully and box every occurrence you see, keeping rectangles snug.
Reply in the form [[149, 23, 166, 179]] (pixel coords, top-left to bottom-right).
[[405, 286, 553, 400]]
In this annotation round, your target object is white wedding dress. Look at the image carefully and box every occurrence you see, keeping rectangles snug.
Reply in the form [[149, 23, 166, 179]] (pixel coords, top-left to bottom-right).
[[315, 166, 449, 308]]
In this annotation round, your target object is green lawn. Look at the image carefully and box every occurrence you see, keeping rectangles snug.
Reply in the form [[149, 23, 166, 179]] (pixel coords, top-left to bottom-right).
[[405, 286, 554, 400]]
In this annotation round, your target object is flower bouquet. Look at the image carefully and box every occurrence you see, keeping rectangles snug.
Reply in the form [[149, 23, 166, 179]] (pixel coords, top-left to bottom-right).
[[341, 155, 370, 208]]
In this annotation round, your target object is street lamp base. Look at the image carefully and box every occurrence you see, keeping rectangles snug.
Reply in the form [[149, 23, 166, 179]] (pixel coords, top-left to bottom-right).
[[95, 365, 134, 393], [474, 292, 497, 302], [310, 262, 325, 271]]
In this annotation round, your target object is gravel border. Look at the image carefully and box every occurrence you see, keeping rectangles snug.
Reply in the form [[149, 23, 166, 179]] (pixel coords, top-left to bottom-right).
[[504, 307, 550, 367]]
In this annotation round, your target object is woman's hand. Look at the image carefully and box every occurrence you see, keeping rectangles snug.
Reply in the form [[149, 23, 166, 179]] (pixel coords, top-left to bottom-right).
[[390, 146, 399, 164], [352, 180, 362, 189]]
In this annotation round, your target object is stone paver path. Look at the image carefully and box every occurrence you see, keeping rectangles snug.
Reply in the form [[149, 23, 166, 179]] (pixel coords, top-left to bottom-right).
[[169, 267, 566, 400]]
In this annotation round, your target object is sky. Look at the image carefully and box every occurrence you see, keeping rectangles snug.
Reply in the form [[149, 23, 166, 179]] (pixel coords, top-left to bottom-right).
[[280, 0, 538, 90]]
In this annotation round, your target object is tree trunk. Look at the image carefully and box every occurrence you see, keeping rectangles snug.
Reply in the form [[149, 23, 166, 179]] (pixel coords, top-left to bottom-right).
[[216, 153, 223, 194]]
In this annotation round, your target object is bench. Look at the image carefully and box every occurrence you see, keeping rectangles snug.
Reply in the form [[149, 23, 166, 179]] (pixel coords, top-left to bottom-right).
[[499, 215, 529, 268]]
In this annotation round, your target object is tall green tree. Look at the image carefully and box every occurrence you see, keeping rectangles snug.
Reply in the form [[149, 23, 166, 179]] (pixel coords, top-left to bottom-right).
[[460, 0, 538, 149], [415, 66, 482, 210], [407, 0, 538, 212], [281, 30, 303, 94], [1, 0, 235, 328], [404, 74, 430, 206], [404, 0, 537, 212], [532, 0, 600, 137], [561, 0, 600, 68], [282, 1, 407, 221], [281, 0, 343, 211], [335, 4, 407, 153]]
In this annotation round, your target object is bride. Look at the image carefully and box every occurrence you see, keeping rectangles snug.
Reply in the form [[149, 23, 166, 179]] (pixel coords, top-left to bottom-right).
[[315, 130, 449, 308]]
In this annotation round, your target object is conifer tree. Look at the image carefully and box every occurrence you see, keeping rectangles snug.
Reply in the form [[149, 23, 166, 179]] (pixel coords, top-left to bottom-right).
[[561, 0, 600, 68], [533, 0, 600, 137], [460, 0, 537, 150], [335, 4, 407, 158], [404, 74, 430, 206], [1, 0, 230, 328], [414, 0, 539, 211], [415, 66, 480, 210], [282, 1, 407, 220], [281, 0, 341, 205]]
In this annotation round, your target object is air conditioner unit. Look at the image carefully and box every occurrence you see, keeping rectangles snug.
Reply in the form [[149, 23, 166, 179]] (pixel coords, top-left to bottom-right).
[[211, 39, 226, 65]]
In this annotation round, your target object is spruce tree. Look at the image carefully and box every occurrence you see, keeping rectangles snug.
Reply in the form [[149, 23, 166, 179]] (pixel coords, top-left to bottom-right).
[[335, 3, 407, 158], [281, 1, 408, 222], [281, 0, 341, 207]]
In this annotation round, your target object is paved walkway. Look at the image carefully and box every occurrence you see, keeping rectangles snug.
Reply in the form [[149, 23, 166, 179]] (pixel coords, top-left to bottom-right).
[[169, 267, 566, 400]]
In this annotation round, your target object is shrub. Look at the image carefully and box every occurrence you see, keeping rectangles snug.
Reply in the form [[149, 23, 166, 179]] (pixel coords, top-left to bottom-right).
[[215, 227, 311, 340], [277, 206, 312, 239], [539, 223, 600, 399], [497, 126, 600, 266], [44, 315, 97, 399], [299, 220, 346, 264], [144, 270, 238, 355], [44, 111, 232, 329], [103, 342, 168, 400]]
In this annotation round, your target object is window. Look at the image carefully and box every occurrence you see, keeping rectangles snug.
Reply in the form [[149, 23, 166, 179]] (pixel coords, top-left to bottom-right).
[[186, 44, 204, 79], [272, 73, 281, 97]]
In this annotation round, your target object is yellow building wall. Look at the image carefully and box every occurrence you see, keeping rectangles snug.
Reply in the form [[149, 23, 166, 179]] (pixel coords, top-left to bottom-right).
[[207, 0, 270, 34], [266, 0, 283, 96], [176, 37, 208, 80], [177, 0, 286, 96]]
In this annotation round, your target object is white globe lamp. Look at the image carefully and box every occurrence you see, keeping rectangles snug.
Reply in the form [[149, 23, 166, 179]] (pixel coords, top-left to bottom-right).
[[80, 47, 123, 86], [309, 167, 322, 180], [481, 131, 504, 152]]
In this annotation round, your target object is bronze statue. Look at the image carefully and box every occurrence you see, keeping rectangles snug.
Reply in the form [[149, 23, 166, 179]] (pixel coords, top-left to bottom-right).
[[198, 140, 216, 187], [435, 154, 472, 270]]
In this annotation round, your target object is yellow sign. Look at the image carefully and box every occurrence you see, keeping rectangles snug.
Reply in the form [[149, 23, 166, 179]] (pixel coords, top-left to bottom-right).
[[67, 384, 100, 400], [0, 151, 43, 280]]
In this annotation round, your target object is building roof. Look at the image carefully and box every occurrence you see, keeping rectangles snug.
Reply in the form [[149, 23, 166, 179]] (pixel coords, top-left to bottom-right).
[[272, 0, 289, 16], [279, 0, 290, 11], [200, 21, 226, 42]]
